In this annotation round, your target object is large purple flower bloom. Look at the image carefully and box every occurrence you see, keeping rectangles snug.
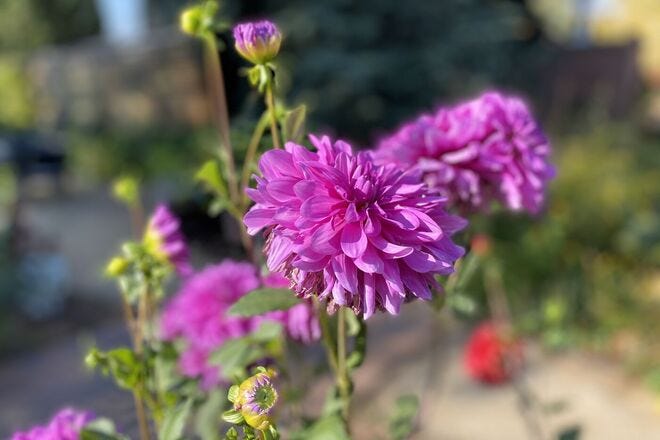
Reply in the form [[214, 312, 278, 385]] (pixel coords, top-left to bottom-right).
[[233, 20, 281, 65], [244, 135, 467, 319], [144, 204, 192, 276], [161, 261, 319, 389], [375, 91, 555, 214], [11, 408, 95, 440]]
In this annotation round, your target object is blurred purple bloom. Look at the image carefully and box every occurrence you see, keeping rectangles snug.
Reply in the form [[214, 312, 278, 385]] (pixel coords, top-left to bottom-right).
[[161, 260, 259, 389], [375, 91, 555, 214], [260, 272, 321, 344], [145, 204, 192, 276], [244, 135, 466, 319], [160, 261, 319, 389], [233, 20, 281, 64], [11, 408, 95, 440]]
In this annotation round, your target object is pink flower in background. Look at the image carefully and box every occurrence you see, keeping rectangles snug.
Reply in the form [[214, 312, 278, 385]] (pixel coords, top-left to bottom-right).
[[161, 261, 319, 389], [260, 272, 321, 344], [463, 321, 524, 384], [161, 260, 260, 389], [233, 20, 282, 65], [375, 91, 555, 214], [144, 204, 193, 276], [244, 135, 466, 319], [11, 408, 95, 440]]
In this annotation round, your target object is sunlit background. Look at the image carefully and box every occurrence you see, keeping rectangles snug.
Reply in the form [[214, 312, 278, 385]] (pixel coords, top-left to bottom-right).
[[1, 0, 659, 438]]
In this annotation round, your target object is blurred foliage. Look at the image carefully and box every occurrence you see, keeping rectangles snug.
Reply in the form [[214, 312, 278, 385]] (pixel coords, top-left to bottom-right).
[[0, 56, 35, 129], [464, 122, 660, 371], [238, 0, 547, 141], [0, 0, 99, 52], [0, 0, 99, 130]]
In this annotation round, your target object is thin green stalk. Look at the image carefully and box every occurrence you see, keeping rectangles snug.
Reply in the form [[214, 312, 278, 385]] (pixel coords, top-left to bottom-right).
[[336, 308, 351, 425], [240, 113, 269, 208], [204, 34, 239, 206], [265, 79, 282, 149], [316, 300, 338, 374]]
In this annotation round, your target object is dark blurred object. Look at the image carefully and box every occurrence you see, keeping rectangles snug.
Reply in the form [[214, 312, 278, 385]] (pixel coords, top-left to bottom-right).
[[236, 0, 549, 142], [0, 0, 99, 53], [544, 41, 642, 124], [0, 132, 65, 180]]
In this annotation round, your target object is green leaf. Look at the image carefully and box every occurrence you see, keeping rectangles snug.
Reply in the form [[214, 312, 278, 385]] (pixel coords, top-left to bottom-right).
[[221, 409, 244, 425], [224, 427, 239, 440], [346, 318, 367, 370], [251, 321, 283, 342], [195, 160, 227, 198], [80, 418, 128, 440], [209, 337, 265, 380], [446, 292, 478, 316], [389, 395, 420, 440], [557, 426, 581, 440], [159, 399, 193, 440], [281, 105, 307, 143], [227, 385, 239, 403], [195, 389, 227, 440], [291, 415, 349, 440], [227, 288, 300, 317], [90, 347, 142, 391]]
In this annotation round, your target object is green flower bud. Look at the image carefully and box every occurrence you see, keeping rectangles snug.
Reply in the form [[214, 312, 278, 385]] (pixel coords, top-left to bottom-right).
[[105, 257, 129, 277], [234, 370, 278, 431]]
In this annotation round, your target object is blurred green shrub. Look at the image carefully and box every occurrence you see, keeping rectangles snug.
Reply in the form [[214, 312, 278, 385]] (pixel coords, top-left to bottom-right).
[[477, 123, 660, 365]]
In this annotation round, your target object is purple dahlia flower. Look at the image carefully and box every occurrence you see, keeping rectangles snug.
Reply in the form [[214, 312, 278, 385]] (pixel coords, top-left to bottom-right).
[[160, 261, 319, 389], [144, 204, 192, 276], [244, 135, 467, 319], [375, 91, 555, 214], [11, 408, 95, 440], [233, 20, 281, 65]]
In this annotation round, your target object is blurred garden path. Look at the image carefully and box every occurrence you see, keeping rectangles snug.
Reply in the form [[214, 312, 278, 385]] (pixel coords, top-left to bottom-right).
[[2, 302, 660, 439]]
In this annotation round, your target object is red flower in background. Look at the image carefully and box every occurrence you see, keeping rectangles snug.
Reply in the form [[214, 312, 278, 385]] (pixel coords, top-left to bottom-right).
[[464, 321, 524, 384]]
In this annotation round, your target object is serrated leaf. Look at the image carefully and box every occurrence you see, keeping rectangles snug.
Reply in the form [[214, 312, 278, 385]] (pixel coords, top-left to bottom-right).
[[159, 399, 193, 440], [389, 395, 420, 440], [227, 288, 300, 317], [282, 105, 307, 143]]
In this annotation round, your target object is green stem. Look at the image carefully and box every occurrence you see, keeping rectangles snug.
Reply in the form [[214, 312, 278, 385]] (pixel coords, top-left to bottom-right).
[[316, 300, 338, 374], [265, 78, 282, 149], [205, 35, 238, 201], [240, 113, 269, 209], [336, 308, 351, 426]]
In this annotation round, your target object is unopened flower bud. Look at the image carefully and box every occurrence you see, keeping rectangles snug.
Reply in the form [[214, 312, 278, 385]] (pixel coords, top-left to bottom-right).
[[180, 8, 203, 36], [105, 257, 128, 277], [233, 20, 281, 65], [233, 370, 278, 431]]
